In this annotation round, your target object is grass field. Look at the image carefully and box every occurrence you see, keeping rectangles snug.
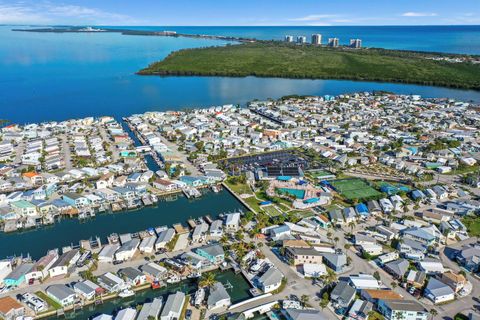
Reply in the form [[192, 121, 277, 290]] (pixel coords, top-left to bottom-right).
[[330, 178, 382, 200], [261, 205, 283, 217], [139, 42, 480, 90], [462, 216, 480, 237]]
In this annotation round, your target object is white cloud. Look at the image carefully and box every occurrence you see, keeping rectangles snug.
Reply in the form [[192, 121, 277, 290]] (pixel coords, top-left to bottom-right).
[[0, 4, 50, 24], [0, 1, 144, 25], [402, 12, 437, 17], [289, 14, 338, 22]]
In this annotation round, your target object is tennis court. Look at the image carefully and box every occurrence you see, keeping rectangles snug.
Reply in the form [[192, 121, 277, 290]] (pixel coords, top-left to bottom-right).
[[330, 178, 382, 200]]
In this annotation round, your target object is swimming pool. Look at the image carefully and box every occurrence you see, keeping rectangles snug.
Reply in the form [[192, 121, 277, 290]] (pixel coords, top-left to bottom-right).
[[278, 188, 305, 199]]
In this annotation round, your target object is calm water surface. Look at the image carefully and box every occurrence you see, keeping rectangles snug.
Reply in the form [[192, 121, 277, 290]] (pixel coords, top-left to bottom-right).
[[1, 25, 480, 123], [0, 190, 244, 259], [47, 270, 251, 319]]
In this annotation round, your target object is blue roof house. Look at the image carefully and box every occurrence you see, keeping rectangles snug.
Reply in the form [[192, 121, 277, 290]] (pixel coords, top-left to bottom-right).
[[355, 203, 369, 217]]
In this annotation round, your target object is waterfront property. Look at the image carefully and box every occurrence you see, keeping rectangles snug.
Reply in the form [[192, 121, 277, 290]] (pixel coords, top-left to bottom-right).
[[0, 189, 244, 260]]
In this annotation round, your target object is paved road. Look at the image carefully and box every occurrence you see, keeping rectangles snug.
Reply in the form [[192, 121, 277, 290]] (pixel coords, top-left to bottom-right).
[[437, 237, 480, 319], [226, 240, 338, 318]]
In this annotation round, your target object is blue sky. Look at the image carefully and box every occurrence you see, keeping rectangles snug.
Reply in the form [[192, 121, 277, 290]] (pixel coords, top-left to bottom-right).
[[0, 0, 479, 26]]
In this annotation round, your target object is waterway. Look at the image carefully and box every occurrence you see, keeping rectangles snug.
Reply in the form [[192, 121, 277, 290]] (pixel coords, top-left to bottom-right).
[[2, 25, 480, 124], [47, 270, 251, 319], [0, 189, 245, 260]]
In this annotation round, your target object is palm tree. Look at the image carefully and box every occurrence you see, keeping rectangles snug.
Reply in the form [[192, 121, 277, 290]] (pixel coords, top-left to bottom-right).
[[198, 272, 216, 288], [333, 237, 339, 245], [219, 235, 229, 245], [429, 308, 438, 319], [322, 269, 337, 288], [348, 221, 356, 232], [300, 294, 310, 306]]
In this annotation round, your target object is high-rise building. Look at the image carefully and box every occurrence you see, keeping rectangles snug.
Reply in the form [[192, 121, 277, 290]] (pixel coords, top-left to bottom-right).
[[284, 35, 294, 43], [297, 36, 307, 44], [328, 38, 339, 47], [311, 34, 322, 45], [350, 39, 362, 48]]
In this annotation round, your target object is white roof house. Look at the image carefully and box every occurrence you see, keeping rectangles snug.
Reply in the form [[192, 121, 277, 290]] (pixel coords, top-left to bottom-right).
[[348, 274, 382, 290]]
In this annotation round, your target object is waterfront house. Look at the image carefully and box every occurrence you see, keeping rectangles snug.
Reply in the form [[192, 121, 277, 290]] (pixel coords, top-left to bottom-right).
[[256, 267, 284, 293], [46, 284, 77, 307], [112, 187, 136, 201], [179, 176, 203, 187], [10, 200, 37, 217], [192, 222, 209, 243], [96, 173, 115, 189], [74, 280, 101, 300], [48, 249, 80, 278], [118, 267, 147, 286], [154, 228, 175, 251], [137, 297, 163, 320], [95, 188, 120, 202], [4, 263, 33, 287], [424, 278, 455, 304], [115, 308, 137, 320], [115, 239, 140, 261], [207, 282, 231, 310], [377, 299, 428, 320], [139, 236, 156, 254], [225, 212, 240, 232], [160, 292, 185, 320], [195, 244, 225, 265], [62, 192, 90, 208], [0, 260, 12, 282], [0, 296, 25, 320], [153, 179, 178, 192], [125, 182, 147, 195], [25, 250, 58, 282], [140, 262, 168, 281], [98, 244, 120, 263], [209, 220, 224, 239], [97, 272, 127, 292]]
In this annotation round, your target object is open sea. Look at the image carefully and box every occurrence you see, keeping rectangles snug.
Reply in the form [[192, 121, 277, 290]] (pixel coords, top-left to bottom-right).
[[1, 25, 480, 124]]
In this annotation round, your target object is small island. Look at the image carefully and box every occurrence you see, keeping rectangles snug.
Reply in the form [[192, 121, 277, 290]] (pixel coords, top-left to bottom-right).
[[138, 42, 480, 90]]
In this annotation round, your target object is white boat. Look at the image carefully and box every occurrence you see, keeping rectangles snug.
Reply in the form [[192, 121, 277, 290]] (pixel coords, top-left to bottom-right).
[[166, 274, 180, 284], [118, 289, 135, 298], [187, 272, 201, 279], [194, 288, 205, 307]]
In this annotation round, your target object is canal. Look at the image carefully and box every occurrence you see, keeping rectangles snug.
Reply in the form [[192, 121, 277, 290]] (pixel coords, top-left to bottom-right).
[[0, 189, 245, 259], [50, 270, 251, 319]]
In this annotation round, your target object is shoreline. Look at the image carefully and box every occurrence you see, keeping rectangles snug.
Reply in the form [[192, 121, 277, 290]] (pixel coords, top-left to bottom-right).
[[137, 42, 480, 91]]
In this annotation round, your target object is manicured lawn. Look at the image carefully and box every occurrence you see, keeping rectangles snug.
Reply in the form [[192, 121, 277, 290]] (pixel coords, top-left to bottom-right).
[[224, 180, 253, 195], [139, 42, 480, 90], [330, 178, 382, 200], [462, 216, 480, 237], [36, 291, 62, 310]]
